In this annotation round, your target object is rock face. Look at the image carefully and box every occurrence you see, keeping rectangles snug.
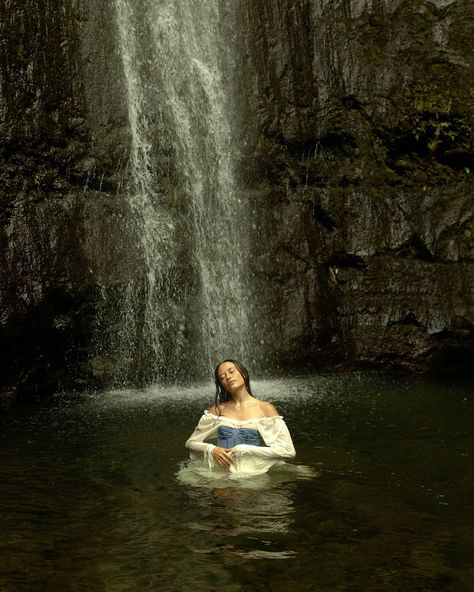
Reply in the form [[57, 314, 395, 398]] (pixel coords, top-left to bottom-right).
[[1, 0, 474, 404], [238, 0, 474, 372], [0, 0, 135, 404]]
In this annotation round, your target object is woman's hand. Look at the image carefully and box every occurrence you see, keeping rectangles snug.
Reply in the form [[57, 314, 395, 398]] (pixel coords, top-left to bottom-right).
[[212, 446, 233, 468]]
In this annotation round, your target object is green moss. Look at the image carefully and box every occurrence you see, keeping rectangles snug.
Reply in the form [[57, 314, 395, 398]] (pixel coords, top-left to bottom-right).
[[17, 39, 24, 61], [408, 83, 472, 158], [374, 62, 474, 186], [461, 217, 474, 241]]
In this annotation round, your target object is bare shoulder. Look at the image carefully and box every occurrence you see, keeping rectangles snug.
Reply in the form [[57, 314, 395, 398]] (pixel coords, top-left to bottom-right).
[[207, 405, 219, 416], [258, 400, 279, 417]]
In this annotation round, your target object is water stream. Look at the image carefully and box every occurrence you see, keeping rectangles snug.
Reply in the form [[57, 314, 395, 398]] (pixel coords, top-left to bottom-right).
[[112, 0, 249, 383], [1, 373, 473, 591], [115, 0, 180, 384]]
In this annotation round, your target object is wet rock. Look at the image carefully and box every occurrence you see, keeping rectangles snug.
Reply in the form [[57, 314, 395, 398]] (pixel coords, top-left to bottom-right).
[[2, 0, 474, 403], [238, 0, 474, 371]]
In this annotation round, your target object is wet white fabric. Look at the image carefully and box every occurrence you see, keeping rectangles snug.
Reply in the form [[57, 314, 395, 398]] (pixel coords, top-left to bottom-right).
[[185, 410, 296, 475]]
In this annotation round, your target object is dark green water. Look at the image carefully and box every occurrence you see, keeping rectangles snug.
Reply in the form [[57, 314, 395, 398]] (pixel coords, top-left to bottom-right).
[[1, 373, 473, 592]]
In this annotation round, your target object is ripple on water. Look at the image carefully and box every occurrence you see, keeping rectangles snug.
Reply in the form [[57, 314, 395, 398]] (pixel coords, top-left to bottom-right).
[[1, 373, 473, 591]]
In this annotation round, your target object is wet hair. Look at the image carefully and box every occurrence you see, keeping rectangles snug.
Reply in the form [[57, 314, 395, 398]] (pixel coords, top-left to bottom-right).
[[214, 359, 254, 415]]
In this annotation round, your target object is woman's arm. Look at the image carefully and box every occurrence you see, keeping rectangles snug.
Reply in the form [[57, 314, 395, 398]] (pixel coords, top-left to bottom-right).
[[185, 412, 218, 455], [232, 416, 296, 460], [185, 410, 240, 470]]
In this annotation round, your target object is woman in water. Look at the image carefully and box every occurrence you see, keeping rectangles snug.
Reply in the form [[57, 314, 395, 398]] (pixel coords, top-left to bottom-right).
[[185, 360, 296, 475]]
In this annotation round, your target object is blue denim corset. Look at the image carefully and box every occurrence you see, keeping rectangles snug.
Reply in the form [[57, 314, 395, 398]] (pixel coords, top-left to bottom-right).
[[217, 426, 264, 448]]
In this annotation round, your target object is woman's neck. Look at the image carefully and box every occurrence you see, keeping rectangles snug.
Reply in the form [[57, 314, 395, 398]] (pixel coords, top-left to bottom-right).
[[230, 387, 254, 408]]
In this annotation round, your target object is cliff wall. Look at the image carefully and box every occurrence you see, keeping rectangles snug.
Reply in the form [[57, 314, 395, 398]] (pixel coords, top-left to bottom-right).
[[238, 0, 474, 371], [0, 1, 135, 403], [1, 0, 473, 404]]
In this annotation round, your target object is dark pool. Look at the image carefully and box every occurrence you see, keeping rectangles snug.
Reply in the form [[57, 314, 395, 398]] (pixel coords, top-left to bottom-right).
[[1, 373, 473, 591]]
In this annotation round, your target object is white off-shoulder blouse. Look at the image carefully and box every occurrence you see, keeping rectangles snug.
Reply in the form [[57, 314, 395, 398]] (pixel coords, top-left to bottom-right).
[[185, 410, 296, 475]]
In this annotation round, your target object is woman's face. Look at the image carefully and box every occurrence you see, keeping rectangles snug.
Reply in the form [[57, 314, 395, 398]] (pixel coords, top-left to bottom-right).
[[217, 361, 245, 392]]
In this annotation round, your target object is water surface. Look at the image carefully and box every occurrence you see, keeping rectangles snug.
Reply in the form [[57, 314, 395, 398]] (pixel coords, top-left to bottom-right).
[[1, 373, 473, 591]]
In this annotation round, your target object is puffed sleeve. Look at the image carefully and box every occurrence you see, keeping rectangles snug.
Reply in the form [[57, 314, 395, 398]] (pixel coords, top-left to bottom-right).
[[232, 416, 296, 460], [185, 412, 219, 469]]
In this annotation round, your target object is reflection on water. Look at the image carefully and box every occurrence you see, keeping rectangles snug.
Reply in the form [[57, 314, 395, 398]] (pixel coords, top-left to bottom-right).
[[1, 373, 473, 591], [177, 458, 316, 490], [184, 486, 295, 560]]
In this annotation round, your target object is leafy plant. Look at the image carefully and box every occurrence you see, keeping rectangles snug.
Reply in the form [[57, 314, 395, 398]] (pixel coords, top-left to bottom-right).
[[410, 85, 469, 158]]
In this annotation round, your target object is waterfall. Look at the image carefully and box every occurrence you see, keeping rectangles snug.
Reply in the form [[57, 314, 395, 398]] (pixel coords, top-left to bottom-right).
[[114, 0, 250, 381], [114, 0, 184, 384]]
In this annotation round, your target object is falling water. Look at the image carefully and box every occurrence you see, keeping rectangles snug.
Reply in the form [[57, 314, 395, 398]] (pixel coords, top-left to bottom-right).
[[114, 0, 250, 381], [114, 0, 185, 384]]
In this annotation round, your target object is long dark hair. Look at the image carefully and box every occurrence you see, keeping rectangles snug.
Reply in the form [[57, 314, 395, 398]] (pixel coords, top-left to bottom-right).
[[214, 359, 254, 415]]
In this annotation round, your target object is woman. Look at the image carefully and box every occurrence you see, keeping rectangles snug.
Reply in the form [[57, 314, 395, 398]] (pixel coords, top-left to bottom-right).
[[185, 359, 296, 475]]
